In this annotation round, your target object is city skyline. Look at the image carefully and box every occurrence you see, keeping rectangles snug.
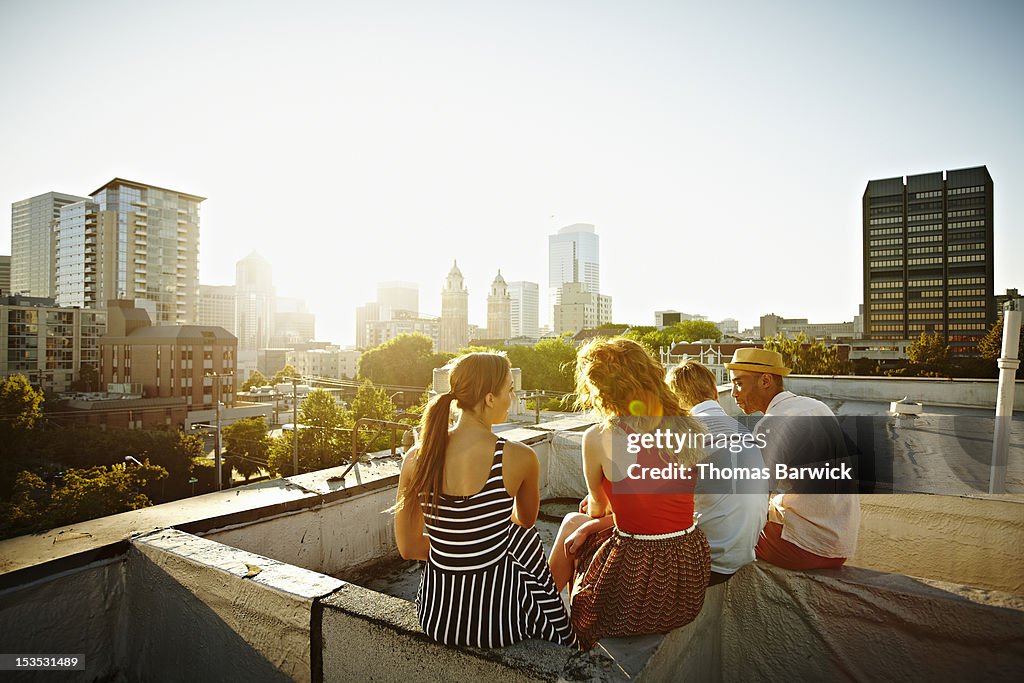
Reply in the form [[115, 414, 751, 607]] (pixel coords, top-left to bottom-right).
[[2, 1, 1022, 346]]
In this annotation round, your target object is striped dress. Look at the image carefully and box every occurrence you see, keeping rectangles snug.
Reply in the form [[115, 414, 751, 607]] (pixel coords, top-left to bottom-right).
[[417, 438, 576, 648]]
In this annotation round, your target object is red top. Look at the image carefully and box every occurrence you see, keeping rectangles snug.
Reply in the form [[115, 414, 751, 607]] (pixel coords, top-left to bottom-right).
[[600, 438, 695, 534]]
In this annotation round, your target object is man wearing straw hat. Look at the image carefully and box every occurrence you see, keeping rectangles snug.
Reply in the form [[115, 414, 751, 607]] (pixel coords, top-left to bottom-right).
[[726, 348, 859, 570]]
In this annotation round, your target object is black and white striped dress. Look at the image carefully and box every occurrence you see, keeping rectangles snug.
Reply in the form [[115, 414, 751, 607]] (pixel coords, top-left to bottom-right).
[[417, 438, 576, 648]]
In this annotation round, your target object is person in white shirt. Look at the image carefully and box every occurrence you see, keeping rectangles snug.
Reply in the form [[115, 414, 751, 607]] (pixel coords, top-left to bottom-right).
[[726, 348, 859, 570], [669, 360, 768, 584]]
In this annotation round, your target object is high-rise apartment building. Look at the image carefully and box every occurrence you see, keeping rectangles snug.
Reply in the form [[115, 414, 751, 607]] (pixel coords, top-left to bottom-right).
[[377, 281, 419, 318], [553, 282, 613, 335], [548, 223, 600, 323], [439, 261, 469, 353], [52, 179, 203, 324], [355, 302, 382, 349], [863, 166, 994, 354], [486, 271, 512, 341], [10, 191, 88, 298], [1, 295, 106, 393], [235, 252, 275, 352], [508, 280, 539, 340]]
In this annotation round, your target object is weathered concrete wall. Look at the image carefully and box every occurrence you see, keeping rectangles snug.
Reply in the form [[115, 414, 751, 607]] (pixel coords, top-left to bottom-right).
[[320, 582, 617, 682], [539, 432, 588, 500], [721, 562, 1024, 682], [126, 529, 344, 683], [851, 493, 1024, 594], [785, 375, 1023, 411], [203, 485, 398, 576], [0, 558, 127, 683]]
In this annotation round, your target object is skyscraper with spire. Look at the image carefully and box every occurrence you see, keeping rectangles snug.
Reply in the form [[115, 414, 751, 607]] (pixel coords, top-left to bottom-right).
[[487, 270, 511, 341], [440, 261, 469, 353]]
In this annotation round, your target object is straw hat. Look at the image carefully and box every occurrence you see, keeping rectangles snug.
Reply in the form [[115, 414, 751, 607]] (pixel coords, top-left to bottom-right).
[[724, 348, 791, 376]]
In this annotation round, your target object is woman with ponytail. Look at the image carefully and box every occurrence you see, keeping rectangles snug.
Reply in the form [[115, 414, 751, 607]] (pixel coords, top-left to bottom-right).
[[394, 352, 575, 648]]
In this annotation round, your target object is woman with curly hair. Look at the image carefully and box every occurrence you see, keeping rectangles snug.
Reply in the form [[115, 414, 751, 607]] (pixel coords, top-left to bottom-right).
[[394, 352, 575, 648], [548, 338, 710, 650]]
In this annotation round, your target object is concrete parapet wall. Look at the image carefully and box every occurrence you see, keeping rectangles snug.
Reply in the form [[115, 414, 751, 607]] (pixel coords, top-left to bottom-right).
[[126, 529, 344, 682], [851, 493, 1024, 594], [785, 375, 1023, 411], [721, 562, 1024, 682], [203, 484, 398, 576], [0, 558, 127, 683], [320, 582, 617, 682]]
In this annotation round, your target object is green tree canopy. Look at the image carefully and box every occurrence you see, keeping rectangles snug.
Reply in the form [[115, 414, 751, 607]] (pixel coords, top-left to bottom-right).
[[902, 332, 952, 377], [1, 374, 44, 432], [222, 417, 269, 481], [270, 364, 299, 385], [358, 333, 454, 388], [506, 338, 578, 394], [351, 379, 398, 452], [764, 333, 850, 375], [978, 318, 1024, 374], [240, 370, 269, 392], [624, 321, 723, 355]]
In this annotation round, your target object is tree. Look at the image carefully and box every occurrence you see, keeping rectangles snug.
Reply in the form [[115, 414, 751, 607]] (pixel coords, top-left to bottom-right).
[[70, 364, 99, 392], [0, 374, 45, 463], [673, 320, 722, 343], [240, 370, 269, 392], [222, 417, 269, 481], [978, 318, 1024, 377], [296, 388, 351, 472], [764, 333, 850, 375], [358, 334, 454, 388], [270, 364, 299, 386], [506, 337, 578, 394], [351, 379, 398, 452], [0, 463, 167, 540], [624, 321, 723, 355], [902, 332, 951, 377]]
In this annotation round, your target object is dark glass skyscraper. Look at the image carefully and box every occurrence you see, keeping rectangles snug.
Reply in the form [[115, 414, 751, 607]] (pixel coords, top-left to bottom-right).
[[863, 166, 994, 354]]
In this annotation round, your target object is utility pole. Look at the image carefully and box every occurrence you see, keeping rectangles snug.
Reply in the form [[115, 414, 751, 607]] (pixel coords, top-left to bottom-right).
[[207, 371, 234, 491], [292, 379, 299, 476]]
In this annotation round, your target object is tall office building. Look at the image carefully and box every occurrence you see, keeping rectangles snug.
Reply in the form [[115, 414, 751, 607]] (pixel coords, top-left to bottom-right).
[[53, 179, 203, 324], [508, 280, 539, 340], [548, 223, 600, 323], [439, 261, 469, 353], [486, 270, 512, 341], [10, 191, 88, 298], [197, 284, 237, 333], [273, 297, 315, 347], [377, 281, 419, 318], [863, 166, 994, 354], [355, 302, 382, 349], [0, 255, 11, 295], [235, 252, 275, 352]]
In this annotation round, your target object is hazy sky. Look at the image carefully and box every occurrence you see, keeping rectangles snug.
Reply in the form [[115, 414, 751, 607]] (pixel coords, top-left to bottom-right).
[[2, 0, 1022, 345]]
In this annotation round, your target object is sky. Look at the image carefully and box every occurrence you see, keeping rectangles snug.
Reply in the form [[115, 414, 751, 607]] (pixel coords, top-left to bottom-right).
[[2, 0, 1022, 346]]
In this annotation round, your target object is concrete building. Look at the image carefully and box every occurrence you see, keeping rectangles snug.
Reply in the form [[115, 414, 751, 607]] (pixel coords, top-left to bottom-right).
[[10, 191, 88, 298], [99, 300, 236, 410], [508, 280, 539, 340], [439, 261, 469, 353], [0, 295, 106, 393], [196, 284, 236, 333], [60, 179, 203, 324], [377, 281, 418, 318], [553, 282, 613, 335], [235, 252, 275, 352], [0, 255, 11, 295], [286, 346, 361, 381], [273, 297, 315, 347], [548, 223, 600, 323], [717, 318, 739, 335], [486, 270, 512, 341], [355, 302, 381, 349], [365, 317, 440, 351], [760, 313, 855, 340], [863, 166, 994, 354]]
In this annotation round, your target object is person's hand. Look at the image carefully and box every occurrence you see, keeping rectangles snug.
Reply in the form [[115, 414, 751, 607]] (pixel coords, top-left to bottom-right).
[[578, 497, 589, 515], [564, 526, 591, 557]]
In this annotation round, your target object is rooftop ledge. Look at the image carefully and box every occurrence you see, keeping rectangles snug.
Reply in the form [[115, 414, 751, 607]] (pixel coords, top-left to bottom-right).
[[1, 385, 1023, 681]]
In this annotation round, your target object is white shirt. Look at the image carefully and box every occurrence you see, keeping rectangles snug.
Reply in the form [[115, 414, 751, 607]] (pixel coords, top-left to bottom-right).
[[757, 391, 860, 558], [690, 400, 769, 574]]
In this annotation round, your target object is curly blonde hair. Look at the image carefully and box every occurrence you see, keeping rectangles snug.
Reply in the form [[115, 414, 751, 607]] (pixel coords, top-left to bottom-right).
[[574, 338, 704, 467]]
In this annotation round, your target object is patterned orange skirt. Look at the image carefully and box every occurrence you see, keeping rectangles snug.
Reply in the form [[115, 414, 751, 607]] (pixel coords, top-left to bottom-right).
[[569, 525, 711, 650]]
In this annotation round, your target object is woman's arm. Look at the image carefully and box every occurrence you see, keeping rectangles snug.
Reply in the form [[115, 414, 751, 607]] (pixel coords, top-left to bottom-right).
[[581, 426, 613, 519], [508, 441, 540, 528], [394, 449, 430, 561]]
